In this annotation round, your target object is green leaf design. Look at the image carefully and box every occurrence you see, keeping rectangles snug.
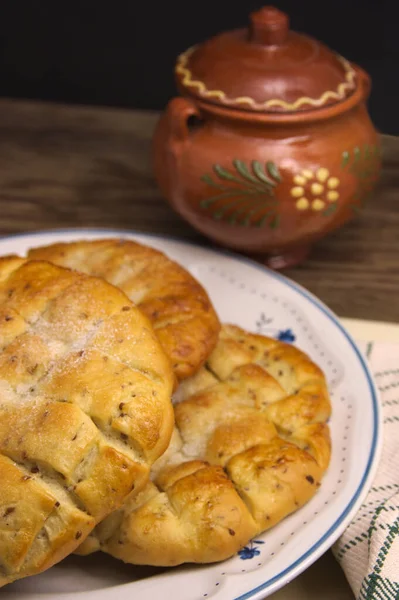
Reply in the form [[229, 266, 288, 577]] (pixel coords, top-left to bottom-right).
[[200, 189, 258, 209], [200, 174, 223, 189], [342, 143, 381, 212], [236, 206, 276, 225], [350, 165, 370, 177], [213, 164, 246, 185], [208, 196, 259, 221], [200, 158, 283, 228], [341, 150, 350, 168], [252, 160, 276, 187], [339, 143, 382, 216], [211, 159, 282, 190], [200, 174, 214, 185], [269, 214, 280, 229], [267, 161, 282, 182], [255, 215, 268, 228], [232, 159, 260, 185], [228, 207, 248, 225], [252, 206, 277, 227], [322, 203, 338, 217], [242, 214, 252, 227]]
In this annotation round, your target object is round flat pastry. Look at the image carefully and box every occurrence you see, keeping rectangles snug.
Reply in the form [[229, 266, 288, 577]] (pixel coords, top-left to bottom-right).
[[0, 258, 174, 586], [76, 324, 331, 566], [27, 239, 221, 381]]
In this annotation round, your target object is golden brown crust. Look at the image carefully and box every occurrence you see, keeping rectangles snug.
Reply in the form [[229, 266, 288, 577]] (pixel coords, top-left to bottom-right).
[[77, 324, 331, 566], [0, 258, 174, 586], [27, 239, 221, 380]]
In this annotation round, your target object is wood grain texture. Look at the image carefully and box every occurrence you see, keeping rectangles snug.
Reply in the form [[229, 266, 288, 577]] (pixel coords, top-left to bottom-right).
[[0, 98, 397, 322]]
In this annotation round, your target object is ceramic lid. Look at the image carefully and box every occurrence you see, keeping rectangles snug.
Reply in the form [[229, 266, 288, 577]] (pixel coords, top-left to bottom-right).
[[175, 6, 358, 113]]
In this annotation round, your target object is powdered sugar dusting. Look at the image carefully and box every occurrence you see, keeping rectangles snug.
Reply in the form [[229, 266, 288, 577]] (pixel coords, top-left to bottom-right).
[[0, 380, 18, 405], [0, 379, 41, 407], [31, 314, 105, 362]]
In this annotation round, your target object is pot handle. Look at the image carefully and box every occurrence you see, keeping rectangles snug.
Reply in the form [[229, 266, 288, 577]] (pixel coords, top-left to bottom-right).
[[165, 97, 202, 145]]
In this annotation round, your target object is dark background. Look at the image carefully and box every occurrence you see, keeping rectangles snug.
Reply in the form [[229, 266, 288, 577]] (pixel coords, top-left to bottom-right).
[[0, 0, 398, 134]]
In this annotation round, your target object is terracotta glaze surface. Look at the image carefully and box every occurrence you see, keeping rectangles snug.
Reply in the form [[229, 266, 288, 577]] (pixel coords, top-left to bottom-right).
[[175, 7, 357, 113], [153, 6, 381, 267]]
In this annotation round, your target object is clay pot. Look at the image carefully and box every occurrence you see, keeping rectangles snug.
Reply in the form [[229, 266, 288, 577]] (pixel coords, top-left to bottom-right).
[[152, 6, 381, 268]]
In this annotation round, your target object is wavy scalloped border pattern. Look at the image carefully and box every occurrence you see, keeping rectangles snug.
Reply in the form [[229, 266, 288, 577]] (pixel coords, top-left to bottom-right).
[[175, 46, 357, 112]]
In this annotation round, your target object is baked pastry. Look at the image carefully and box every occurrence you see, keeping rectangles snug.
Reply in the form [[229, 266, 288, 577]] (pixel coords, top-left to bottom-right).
[[76, 324, 331, 566], [27, 239, 221, 380], [0, 258, 174, 586]]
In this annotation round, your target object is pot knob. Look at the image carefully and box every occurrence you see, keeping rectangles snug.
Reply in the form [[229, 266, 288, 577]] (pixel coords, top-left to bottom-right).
[[249, 6, 289, 46]]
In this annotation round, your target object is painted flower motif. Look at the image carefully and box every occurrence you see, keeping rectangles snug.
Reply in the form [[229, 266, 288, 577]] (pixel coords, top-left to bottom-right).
[[276, 328, 296, 343], [238, 540, 265, 560], [256, 312, 273, 331], [238, 546, 261, 560], [290, 168, 340, 212]]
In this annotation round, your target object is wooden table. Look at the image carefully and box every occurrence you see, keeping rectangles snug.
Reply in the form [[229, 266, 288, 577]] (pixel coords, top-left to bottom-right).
[[0, 98, 396, 600], [0, 98, 397, 322]]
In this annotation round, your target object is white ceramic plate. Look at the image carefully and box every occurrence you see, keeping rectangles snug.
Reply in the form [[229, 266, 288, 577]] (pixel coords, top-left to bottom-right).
[[0, 229, 382, 600]]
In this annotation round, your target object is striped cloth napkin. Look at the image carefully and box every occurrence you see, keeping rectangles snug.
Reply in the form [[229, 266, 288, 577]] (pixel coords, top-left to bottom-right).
[[333, 340, 399, 599]]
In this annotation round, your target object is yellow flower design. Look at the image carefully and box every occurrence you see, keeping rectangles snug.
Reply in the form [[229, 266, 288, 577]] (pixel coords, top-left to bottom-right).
[[290, 168, 340, 212]]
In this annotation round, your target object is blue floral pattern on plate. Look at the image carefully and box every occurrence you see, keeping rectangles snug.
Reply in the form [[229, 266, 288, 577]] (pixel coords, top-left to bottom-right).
[[276, 328, 296, 343], [255, 314, 296, 343], [238, 540, 265, 560]]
